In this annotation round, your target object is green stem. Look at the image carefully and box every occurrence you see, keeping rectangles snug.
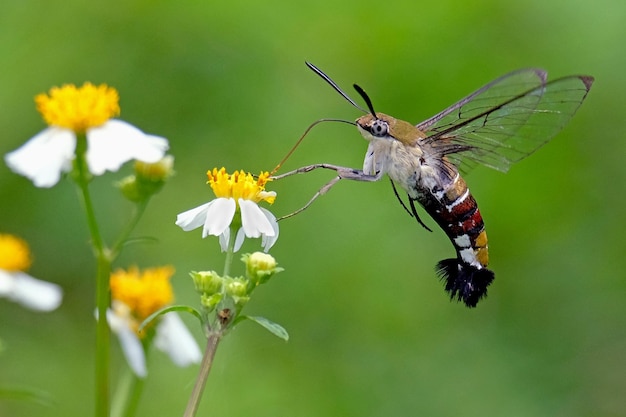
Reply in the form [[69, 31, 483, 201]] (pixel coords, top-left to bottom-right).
[[110, 199, 149, 259], [94, 255, 111, 417], [122, 374, 145, 417], [183, 227, 239, 416], [73, 135, 111, 417], [222, 224, 238, 277], [110, 357, 146, 417], [110, 368, 137, 417], [183, 331, 221, 417]]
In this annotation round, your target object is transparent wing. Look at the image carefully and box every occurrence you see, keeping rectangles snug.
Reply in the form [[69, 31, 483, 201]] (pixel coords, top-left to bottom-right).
[[416, 69, 594, 173]]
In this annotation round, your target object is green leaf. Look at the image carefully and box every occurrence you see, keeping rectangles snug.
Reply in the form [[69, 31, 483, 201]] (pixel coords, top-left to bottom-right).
[[0, 386, 54, 406], [241, 315, 289, 341], [120, 236, 160, 248], [138, 304, 203, 332]]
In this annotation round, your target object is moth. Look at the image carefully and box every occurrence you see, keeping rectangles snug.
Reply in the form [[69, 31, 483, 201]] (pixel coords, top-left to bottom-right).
[[273, 63, 593, 307]]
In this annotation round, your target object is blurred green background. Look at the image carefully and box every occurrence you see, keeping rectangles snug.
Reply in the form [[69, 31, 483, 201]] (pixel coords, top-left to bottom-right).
[[1, 0, 625, 416]]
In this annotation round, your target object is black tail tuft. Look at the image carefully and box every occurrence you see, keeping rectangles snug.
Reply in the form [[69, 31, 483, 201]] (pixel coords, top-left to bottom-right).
[[435, 259, 495, 308]]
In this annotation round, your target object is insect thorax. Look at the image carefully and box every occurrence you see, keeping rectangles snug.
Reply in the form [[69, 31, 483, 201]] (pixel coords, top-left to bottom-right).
[[377, 140, 458, 202]]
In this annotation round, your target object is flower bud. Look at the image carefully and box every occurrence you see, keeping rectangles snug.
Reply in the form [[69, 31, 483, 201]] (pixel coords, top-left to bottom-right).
[[223, 277, 250, 306], [190, 271, 223, 295], [200, 293, 223, 311], [117, 175, 141, 202], [118, 156, 174, 202], [243, 252, 283, 286], [135, 155, 174, 183]]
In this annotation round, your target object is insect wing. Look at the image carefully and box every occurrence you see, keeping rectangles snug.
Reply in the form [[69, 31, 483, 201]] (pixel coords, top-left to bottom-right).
[[417, 69, 594, 173]]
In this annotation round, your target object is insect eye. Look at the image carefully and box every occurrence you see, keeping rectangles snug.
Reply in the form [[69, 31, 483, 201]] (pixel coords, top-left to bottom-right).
[[370, 120, 389, 137]]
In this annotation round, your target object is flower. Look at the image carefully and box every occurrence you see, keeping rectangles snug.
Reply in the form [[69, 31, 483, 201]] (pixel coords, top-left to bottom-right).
[[176, 168, 279, 252], [108, 266, 201, 377], [5, 83, 169, 188], [0, 234, 62, 311]]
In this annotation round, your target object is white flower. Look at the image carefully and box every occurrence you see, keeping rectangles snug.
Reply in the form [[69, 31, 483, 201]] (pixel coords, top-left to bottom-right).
[[108, 266, 201, 377], [154, 313, 202, 367], [0, 234, 62, 311], [176, 168, 279, 252], [4, 83, 168, 188], [176, 197, 279, 252], [108, 303, 201, 378], [0, 270, 62, 312]]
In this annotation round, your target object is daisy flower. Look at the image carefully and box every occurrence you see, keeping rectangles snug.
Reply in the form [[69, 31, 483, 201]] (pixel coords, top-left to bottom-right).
[[176, 168, 279, 252], [5, 83, 169, 188], [0, 234, 62, 311], [108, 266, 201, 377]]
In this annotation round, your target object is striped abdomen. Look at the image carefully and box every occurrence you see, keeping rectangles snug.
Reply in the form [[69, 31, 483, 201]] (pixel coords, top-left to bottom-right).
[[418, 174, 494, 307]]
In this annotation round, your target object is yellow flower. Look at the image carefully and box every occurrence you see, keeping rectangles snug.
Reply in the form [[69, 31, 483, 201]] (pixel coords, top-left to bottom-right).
[[207, 168, 276, 204], [108, 265, 201, 377], [35, 83, 120, 133], [5, 83, 168, 188], [110, 266, 175, 321], [0, 234, 32, 272], [176, 168, 279, 252], [0, 234, 62, 311]]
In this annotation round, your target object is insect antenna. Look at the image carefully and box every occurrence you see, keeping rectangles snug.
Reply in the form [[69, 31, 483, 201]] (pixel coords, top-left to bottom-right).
[[353, 84, 378, 118], [306, 62, 368, 114], [272, 63, 377, 175]]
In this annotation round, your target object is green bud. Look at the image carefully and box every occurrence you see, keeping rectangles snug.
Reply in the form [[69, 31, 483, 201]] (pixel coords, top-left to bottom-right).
[[117, 175, 142, 202], [200, 293, 222, 311], [191, 271, 223, 295], [135, 155, 175, 183], [223, 277, 250, 306], [243, 252, 283, 286], [117, 156, 175, 202]]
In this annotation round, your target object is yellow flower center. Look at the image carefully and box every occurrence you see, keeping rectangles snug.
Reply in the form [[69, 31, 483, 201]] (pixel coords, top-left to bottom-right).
[[0, 234, 32, 272], [207, 168, 276, 204], [35, 82, 120, 133], [110, 266, 175, 321]]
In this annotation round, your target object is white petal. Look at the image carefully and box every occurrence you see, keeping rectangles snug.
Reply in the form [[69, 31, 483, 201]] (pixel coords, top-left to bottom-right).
[[4, 127, 76, 187], [176, 201, 213, 231], [260, 208, 280, 252], [86, 119, 169, 175], [0, 270, 14, 295], [0, 271, 62, 311], [239, 199, 275, 238], [107, 309, 147, 378], [218, 227, 230, 252], [233, 227, 246, 252], [154, 313, 201, 367], [203, 198, 236, 237], [257, 191, 277, 201]]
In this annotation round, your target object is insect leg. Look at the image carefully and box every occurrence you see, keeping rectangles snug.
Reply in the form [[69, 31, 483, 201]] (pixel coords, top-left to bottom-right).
[[277, 176, 342, 220], [272, 163, 383, 220], [389, 179, 414, 218], [408, 198, 433, 232], [271, 163, 380, 182]]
